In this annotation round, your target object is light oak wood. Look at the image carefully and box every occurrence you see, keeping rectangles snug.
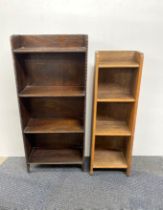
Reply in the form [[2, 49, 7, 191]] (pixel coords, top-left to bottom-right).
[[126, 52, 144, 176], [90, 51, 143, 175], [97, 84, 135, 102], [97, 51, 139, 67], [96, 119, 131, 136], [98, 60, 139, 68], [90, 52, 99, 175], [94, 150, 127, 168]]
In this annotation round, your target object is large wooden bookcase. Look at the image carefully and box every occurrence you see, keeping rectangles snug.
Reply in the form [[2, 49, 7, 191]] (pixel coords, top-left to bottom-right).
[[11, 35, 88, 171], [90, 51, 143, 175]]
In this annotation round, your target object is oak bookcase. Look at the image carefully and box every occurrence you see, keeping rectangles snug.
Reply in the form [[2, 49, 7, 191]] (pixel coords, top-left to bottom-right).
[[11, 35, 88, 171], [90, 51, 143, 175]]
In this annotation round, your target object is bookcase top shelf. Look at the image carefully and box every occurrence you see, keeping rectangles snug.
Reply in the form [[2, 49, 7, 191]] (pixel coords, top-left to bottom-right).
[[11, 34, 88, 53], [13, 46, 87, 53], [98, 61, 139, 68], [96, 51, 142, 68]]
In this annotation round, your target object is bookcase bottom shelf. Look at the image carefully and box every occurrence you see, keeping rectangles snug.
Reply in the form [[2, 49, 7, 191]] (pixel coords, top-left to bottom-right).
[[28, 148, 83, 164], [93, 149, 128, 169]]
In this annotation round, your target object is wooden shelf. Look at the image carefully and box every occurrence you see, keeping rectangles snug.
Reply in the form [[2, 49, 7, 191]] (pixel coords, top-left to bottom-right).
[[19, 86, 85, 97], [28, 148, 82, 164], [13, 46, 86, 53], [93, 149, 128, 168], [97, 84, 135, 102], [98, 60, 139, 68], [90, 51, 143, 175], [12, 35, 88, 171], [95, 119, 131, 136], [24, 118, 84, 134]]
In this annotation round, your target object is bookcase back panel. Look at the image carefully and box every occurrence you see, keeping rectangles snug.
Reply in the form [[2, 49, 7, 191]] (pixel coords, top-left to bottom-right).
[[12, 35, 86, 48], [98, 68, 138, 96], [97, 102, 132, 124], [22, 98, 84, 119], [97, 51, 137, 63], [16, 53, 85, 86], [95, 136, 128, 151], [27, 133, 83, 149]]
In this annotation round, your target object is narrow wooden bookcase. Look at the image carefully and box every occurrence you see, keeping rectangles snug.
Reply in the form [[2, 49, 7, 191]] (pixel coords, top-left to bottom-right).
[[11, 35, 88, 172], [90, 51, 143, 175]]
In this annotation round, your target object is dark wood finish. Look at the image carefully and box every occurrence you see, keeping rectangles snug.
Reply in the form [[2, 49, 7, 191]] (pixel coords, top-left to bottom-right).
[[27, 133, 83, 149], [13, 53, 85, 88], [29, 148, 82, 164], [21, 98, 84, 118], [90, 51, 143, 175], [11, 35, 88, 171], [13, 47, 86, 53], [19, 86, 85, 97], [25, 133, 83, 165], [12, 35, 87, 48], [24, 118, 83, 134]]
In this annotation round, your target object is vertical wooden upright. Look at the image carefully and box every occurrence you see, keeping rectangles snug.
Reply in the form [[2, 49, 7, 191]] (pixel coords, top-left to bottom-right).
[[11, 35, 88, 171], [90, 51, 143, 175]]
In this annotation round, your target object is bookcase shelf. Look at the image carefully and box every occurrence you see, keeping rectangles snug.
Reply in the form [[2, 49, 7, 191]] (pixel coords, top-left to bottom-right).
[[98, 60, 139, 68], [19, 85, 85, 98], [11, 35, 88, 171], [96, 119, 131, 136], [24, 118, 84, 134], [97, 84, 135, 102], [94, 149, 127, 168], [90, 51, 143, 175], [29, 148, 82, 165], [13, 46, 87, 53]]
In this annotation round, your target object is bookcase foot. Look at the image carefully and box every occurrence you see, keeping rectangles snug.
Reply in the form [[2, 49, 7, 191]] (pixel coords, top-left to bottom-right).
[[90, 168, 94, 176], [82, 163, 85, 172], [126, 168, 131, 176], [27, 163, 30, 173]]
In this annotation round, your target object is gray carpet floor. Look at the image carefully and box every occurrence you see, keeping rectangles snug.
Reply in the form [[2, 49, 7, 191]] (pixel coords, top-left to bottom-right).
[[0, 157, 163, 210]]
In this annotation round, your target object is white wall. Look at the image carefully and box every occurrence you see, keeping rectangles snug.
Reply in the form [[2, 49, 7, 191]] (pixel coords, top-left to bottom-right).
[[0, 0, 163, 156]]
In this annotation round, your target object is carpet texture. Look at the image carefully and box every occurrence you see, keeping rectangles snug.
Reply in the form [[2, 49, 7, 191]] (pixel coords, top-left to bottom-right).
[[0, 157, 163, 210]]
